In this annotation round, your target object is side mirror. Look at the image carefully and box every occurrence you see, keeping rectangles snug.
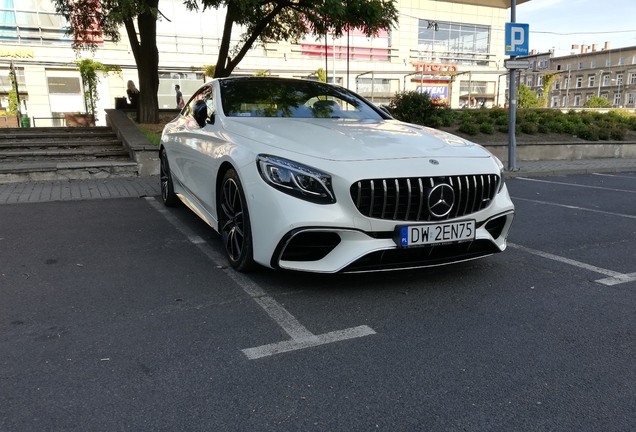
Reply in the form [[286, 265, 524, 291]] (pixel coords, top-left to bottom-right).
[[193, 100, 207, 128]]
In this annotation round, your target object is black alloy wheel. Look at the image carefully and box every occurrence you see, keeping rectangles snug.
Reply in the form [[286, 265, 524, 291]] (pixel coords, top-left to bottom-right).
[[160, 148, 180, 207], [219, 169, 256, 271]]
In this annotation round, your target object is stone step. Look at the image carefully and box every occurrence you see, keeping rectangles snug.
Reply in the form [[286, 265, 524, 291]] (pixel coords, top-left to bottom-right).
[[0, 148, 130, 160], [0, 124, 144, 183], [1, 126, 113, 134], [0, 132, 118, 141], [0, 140, 124, 149], [0, 160, 139, 183]]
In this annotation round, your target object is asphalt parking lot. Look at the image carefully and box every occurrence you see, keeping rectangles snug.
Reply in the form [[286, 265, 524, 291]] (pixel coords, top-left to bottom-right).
[[1, 171, 635, 431]]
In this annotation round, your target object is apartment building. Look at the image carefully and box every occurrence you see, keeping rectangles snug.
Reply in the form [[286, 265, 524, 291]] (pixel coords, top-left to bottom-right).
[[0, 0, 514, 125], [519, 43, 636, 109]]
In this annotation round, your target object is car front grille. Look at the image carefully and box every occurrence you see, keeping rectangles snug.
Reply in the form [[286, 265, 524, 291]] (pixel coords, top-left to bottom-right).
[[349, 174, 500, 221]]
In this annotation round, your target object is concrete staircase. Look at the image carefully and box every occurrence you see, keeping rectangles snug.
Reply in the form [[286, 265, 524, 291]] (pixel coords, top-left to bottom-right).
[[0, 126, 139, 183]]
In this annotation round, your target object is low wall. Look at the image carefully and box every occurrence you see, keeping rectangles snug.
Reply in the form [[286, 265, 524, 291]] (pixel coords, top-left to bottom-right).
[[105, 109, 159, 177], [483, 141, 636, 162]]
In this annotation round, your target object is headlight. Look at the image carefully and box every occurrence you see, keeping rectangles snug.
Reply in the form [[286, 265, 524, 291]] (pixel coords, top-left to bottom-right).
[[257, 155, 336, 204], [494, 156, 505, 192]]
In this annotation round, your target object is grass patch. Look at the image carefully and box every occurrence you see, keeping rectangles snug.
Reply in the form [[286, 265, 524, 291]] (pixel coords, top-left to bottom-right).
[[136, 124, 161, 146]]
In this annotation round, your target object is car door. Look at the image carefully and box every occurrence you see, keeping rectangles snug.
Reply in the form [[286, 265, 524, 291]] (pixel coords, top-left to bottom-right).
[[171, 84, 225, 222]]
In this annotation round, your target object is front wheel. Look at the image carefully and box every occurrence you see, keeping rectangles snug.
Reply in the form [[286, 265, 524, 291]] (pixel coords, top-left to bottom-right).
[[219, 169, 257, 271]]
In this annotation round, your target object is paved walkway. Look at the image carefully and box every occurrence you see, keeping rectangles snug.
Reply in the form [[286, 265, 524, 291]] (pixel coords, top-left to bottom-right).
[[0, 176, 161, 204], [1, 158, 635, 204]]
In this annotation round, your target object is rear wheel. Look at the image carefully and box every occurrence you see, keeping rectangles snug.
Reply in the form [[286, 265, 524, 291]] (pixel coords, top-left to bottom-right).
[[219, 169, 257, 271], [160, 148, 180, 207]]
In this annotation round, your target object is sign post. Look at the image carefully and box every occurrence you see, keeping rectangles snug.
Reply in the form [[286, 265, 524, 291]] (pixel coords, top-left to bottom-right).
[[505, 9, 529, 172]]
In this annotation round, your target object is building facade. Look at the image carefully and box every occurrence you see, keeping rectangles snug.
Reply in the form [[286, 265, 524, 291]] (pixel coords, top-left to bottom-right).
[[0, 0, 514, 126], [519, 43, 636, 109]]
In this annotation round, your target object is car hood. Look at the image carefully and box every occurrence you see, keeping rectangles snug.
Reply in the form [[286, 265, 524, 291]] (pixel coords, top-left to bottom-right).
[[221, 118, 492, 161]]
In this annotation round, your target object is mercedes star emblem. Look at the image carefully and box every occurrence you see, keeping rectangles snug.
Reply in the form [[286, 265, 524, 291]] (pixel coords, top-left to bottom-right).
[[427, 183, 455, 218]]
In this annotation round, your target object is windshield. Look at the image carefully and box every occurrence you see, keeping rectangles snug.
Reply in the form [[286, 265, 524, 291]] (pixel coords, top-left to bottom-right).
[[219, 78, 384, 120]]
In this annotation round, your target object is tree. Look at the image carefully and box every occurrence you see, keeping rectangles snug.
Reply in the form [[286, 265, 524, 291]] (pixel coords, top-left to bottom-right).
[[54, 0, 162, 123], [584, 96, 612, 108], [517, 84, 543, 108], [542, 73, 557, 108], [54, 0, 398, 123], [186, 0, 399, 78]]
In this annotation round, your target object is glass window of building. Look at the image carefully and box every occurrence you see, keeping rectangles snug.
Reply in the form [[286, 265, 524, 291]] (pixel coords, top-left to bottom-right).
[[603, 75, 610, 86], [588, 75, 595, 87], [616, 73, 623, 85], [576, 77, 582, 88], [574, 95, 581, 106], [613, 93, 621, 105], [417, 20, 490, 66], [628, 93, 635, 104], [590, 61, 596, 68], [631, 73, 636, 84]]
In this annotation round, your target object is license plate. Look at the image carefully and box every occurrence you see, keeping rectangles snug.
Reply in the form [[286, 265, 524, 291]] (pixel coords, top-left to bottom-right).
[[396, 220, 475, 248]]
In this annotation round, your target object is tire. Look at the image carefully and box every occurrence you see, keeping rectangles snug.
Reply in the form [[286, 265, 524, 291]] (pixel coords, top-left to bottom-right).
[[160, 148, 180, 207], [219, 169, 257, 271]]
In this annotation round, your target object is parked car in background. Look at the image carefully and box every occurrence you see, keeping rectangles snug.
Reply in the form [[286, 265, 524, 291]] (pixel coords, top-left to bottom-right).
[[159, 77, 515, 273]]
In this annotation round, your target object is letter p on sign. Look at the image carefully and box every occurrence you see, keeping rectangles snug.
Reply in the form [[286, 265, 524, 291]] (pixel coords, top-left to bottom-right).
[[505, 23, 529, 56]]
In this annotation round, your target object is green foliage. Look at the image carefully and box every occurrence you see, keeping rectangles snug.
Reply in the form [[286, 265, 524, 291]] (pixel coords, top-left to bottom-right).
[[75, 58, 121, 116], [7, 72, 18, 115], [204, 65, 216, 79], [517, 84, 543, 108], [542, 73, 557, 108], [584, 96, 612, 108], [314, 68, 327, 83], [458, 120, 479, 135], [479, 122, 495, 134], [253, 70, 270, 76], [386, 91, 453, 128], [519, 121, 537, 134]]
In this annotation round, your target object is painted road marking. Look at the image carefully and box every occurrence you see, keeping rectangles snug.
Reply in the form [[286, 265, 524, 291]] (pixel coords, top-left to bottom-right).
[[512, 197, 636, 220], [592, 173, 636, 180], [508, 243, 636, 286], [515, 177, 636, 194], [146, 197, 375, 359]]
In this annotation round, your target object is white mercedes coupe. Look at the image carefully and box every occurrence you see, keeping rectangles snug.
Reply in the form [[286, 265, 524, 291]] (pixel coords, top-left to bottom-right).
[[159, 77, 514, 273]]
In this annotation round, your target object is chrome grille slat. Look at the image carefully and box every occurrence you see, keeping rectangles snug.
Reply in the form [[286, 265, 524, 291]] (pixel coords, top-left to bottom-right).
[[350, 174, 499, 221], [381, 180, 387, 219], [393, 179, 400, 220], [405, 179, 412, 220], [416, 178, 424, 221]]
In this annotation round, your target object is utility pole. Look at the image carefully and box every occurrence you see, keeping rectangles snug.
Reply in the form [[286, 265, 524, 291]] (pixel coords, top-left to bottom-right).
[[507, 1, 517, 171]]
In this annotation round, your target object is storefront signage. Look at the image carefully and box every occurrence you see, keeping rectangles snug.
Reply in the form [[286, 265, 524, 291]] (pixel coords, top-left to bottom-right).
[[414, 63, 458, 73], [0, 48, 34, 59], [417, 85, 448, 99]]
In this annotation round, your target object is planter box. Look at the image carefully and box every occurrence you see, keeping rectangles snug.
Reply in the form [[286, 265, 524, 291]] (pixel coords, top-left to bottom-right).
[[0, 115, 19, 128], [64, 113, 95, 127]]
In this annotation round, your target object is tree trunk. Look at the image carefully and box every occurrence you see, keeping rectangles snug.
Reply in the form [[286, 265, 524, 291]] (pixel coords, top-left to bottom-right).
[[134, 1, 160, 123]]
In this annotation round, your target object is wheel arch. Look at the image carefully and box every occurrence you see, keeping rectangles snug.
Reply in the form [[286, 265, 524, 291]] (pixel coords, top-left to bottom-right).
[[215, 161, 237, 211]]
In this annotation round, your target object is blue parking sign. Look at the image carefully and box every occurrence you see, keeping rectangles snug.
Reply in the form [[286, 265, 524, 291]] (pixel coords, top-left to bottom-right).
[[505, 23, 529, 56]]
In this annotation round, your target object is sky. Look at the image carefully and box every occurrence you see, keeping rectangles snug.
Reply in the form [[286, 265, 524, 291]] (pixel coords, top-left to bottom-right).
[[515, 0, 636, 53]]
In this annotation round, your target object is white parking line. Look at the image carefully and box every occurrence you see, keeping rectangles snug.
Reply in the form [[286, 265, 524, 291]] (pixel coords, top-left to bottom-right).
[[515, 177, 636, 193], [145, 197, 376, 359], [512, 197, 636, 219], [508, 243, 636, 286], [592, 173, 636, 180]]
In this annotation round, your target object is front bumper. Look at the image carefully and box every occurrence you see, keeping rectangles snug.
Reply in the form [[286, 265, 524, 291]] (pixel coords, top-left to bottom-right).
[[270, 210, 514, 273]]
